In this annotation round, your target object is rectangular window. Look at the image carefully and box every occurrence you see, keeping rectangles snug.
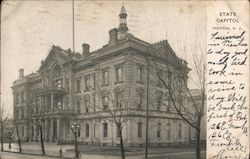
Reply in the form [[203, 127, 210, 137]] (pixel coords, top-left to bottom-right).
[[167, 123, 171, 140], [157, 96, 161, 111], [156, 68, 163, 87], [117, 126, 120, 138], [85, 124, 89, 138], [93, 94, 96, 112], [85, 99, 89, 113], [103, 123, 108, 138], [178, 124, 182, 139], [21, 91, 25, 103], [103, 96, 108, 110], [77, 101, 81, 113], [16, 93, 19, 104], [21, 126, 24, 137], [92, 73, 96, 89], [115, 67, 123, 83], [66, 79, 69, 92], [137, 94, 143, 109], [77, 127, 81, 137], [157, 123, 161, 138], [137, 66, 143, 83], [85, 75, 90, 91], [116, 93, 122, 109], [102, 69, 109, 86], [76, 79, 81, 93], [138, 122, 142, 138]]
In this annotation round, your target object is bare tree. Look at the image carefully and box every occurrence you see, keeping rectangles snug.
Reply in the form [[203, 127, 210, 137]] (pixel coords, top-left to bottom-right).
[[14, 122, 22, 153], [27, 95, 46, 155], [0, 104, 10, 152], [86, 84, 133, 159], [155, 45, 206, 159]]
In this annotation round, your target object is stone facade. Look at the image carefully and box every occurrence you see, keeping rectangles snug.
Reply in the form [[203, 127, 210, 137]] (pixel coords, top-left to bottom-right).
[[12, 6, 191, 146]]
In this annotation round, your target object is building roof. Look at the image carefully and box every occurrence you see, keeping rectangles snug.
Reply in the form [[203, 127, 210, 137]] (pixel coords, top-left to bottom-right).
[[13, 5, 189, 85]]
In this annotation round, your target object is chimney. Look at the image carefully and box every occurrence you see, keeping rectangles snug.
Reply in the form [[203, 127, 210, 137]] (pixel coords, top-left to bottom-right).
[[19, 69, 24, 78], [82, 43, 90, 57], [109, 28, 118, 44]]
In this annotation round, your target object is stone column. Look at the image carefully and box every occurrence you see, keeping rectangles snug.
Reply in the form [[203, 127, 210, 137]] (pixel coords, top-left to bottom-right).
[[57, 119, 60, 143], [127, 120, 131, 145], [50, 119, 54, 142], [29, 120, 33, 142], [51, 94, 54, 111], [44, 119, 48, 142]]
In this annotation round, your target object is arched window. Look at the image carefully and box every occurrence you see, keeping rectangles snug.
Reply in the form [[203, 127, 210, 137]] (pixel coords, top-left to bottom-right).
[[52, 65, 62, 78]]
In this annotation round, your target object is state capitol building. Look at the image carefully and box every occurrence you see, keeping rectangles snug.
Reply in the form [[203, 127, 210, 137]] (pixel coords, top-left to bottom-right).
[[12, 6, 195, 146]]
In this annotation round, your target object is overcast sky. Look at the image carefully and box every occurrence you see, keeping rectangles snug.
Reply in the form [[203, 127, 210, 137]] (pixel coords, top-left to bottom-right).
[[1, 0, 206, 117]]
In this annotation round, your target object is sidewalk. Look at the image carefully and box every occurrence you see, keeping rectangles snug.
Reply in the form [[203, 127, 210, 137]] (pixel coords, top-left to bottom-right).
[[2, 143, 206, 159]]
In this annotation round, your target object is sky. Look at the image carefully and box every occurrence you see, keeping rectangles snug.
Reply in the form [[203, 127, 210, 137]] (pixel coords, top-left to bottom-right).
[[1, 0, 206, 117]]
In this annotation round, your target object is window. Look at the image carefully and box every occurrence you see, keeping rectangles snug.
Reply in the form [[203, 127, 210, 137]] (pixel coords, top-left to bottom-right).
[[85, 124, 89, 138], [178, 124, 182, 139], [93, 94, 96, 112], [16, 93, 19, 104], [66, 79, 69, 92], [157, 123, 161, 138], [103, 123, 108, 138], [102, 69, 109, 86], [137, 66, 143, 83], [117, 126, 121, 138], [156, 68, 163, 87], [115, 67, 123, 83], [85, 75, 90, 91], [138, 122, 142, 138], [52, 65, 62, 78], [21, 91, 25, 103], [21, 108, 25, 119], [55, 79, 62, 88], [167, 123, 171, 140], [157, 96, 162, 111], [137, 93, 143, 110], [116, 93, 122, 109], [76, 79, 81, 93], [21, 126, 24, 137], [85, 98, 89, 113], [77, 127, 81, 137], [103, 96, 108, 110], [92, 73, 96, 89], [77, 101, 81, 113]]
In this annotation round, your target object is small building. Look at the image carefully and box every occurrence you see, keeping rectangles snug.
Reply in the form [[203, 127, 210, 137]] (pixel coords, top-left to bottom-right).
[[12, 6, 191, 146]]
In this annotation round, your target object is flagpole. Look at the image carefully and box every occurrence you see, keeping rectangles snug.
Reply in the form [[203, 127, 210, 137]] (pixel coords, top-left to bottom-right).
[[72, 0, 75, 53]]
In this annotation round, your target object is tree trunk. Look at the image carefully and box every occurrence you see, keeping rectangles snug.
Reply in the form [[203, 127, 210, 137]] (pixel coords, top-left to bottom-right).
[[119, 126, 125, 159], [195, 128, 201, 159], [16, 125, 22, 153], [39, 124, 45, 155], [0, 125, 3, 151]]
